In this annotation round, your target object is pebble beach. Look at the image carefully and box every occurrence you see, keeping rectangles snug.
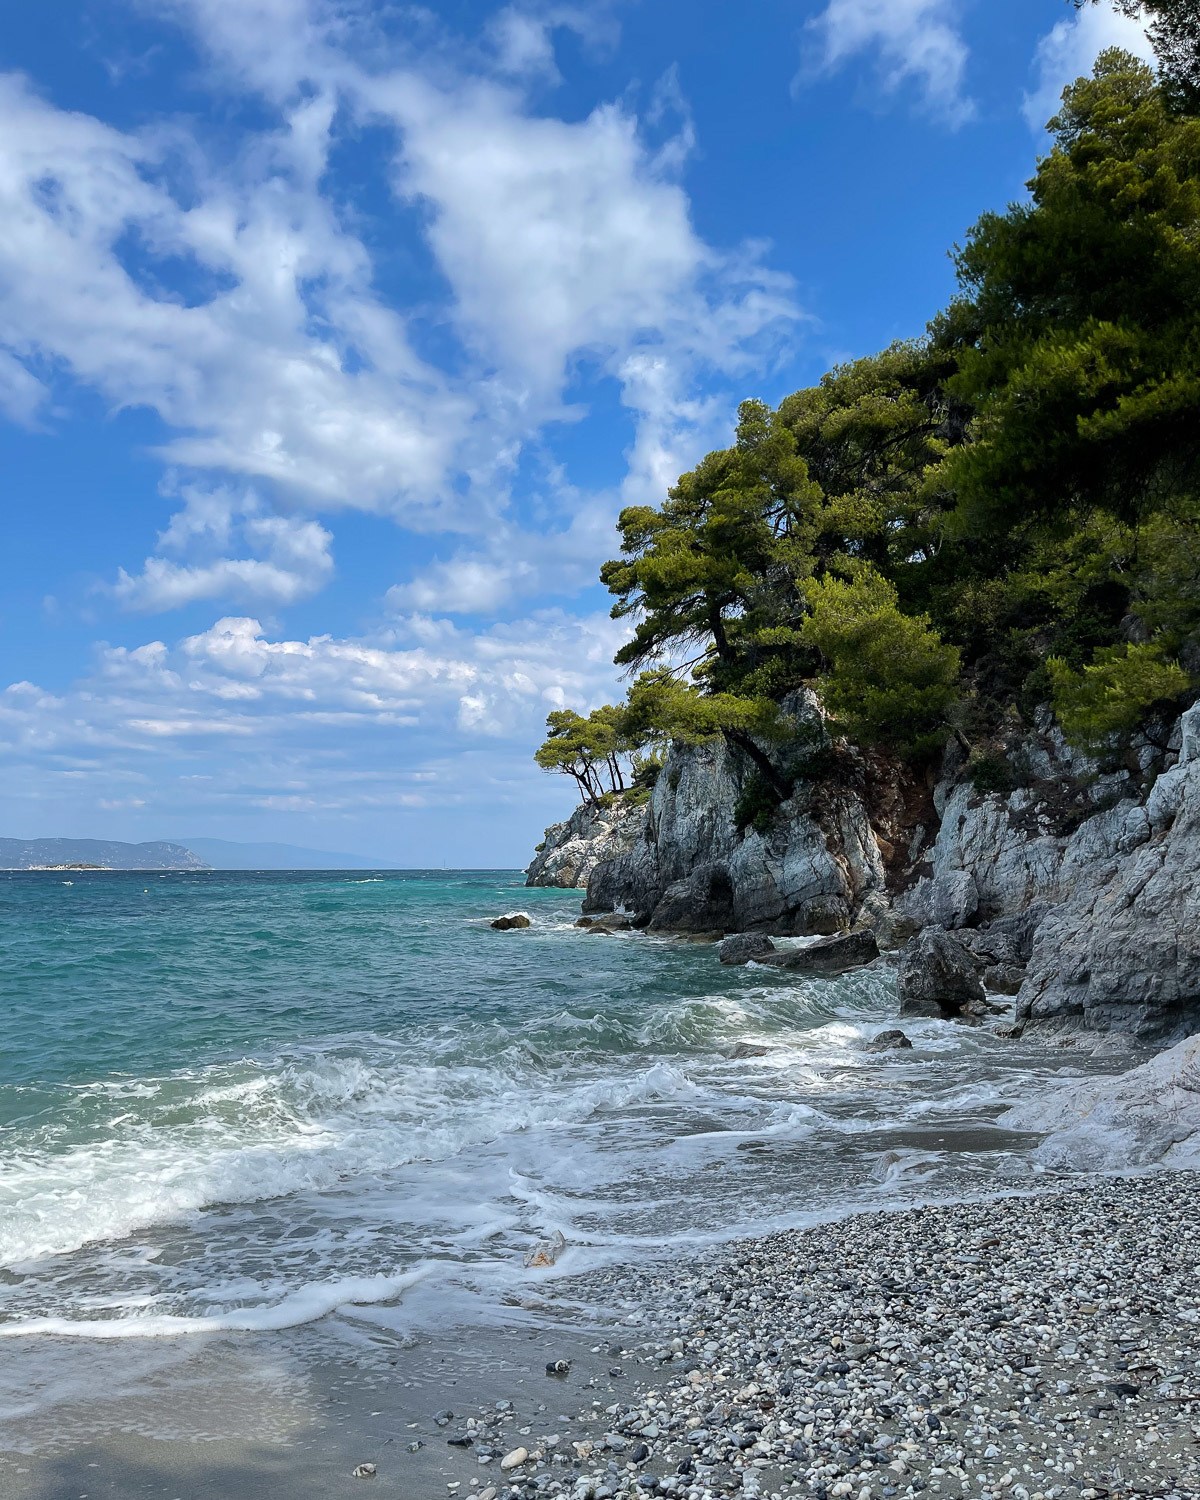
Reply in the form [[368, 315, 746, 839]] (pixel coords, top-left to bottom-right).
[[449, 1175, 1200, 1500]]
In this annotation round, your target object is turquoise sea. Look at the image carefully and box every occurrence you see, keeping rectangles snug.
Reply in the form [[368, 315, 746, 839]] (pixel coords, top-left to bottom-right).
[[0, 869, 1113, 1413]]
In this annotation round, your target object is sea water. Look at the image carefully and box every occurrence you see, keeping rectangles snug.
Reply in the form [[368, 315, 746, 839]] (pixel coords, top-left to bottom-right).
[[0, 869, 1122, 1415]]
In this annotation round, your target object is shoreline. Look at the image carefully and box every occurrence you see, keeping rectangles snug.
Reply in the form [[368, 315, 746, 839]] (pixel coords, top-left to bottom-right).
[[4, 1172, 1198, 1500]]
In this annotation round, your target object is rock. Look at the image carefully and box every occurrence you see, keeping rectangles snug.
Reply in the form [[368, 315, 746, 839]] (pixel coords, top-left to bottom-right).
[[929, 868, 979, 928], [1001, 1032, 1200, 1168], [500, 1447, 530, 1471], [526, 796, 649, 889], [983, 963, 1025, 995], [546, 1359, 571, 1375], [583, 707, 888, 936], [1016, 701, 1200, 1039], [758, 928, 879, 976], [898, 928, 988, 1020], [718, 932, 778, 965], [523, 1230, 566, 1267], [490, 913, 532, 930], [646, 862, 738, 934], [863, 1028, 913, 1052], [577, 913, 634, 932], [727, 1042, 773, 1059], [352, 1463, 377, 1479]]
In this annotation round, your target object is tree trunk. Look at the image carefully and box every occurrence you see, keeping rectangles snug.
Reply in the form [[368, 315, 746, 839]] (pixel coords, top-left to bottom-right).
[[722, 727, 791, 801]]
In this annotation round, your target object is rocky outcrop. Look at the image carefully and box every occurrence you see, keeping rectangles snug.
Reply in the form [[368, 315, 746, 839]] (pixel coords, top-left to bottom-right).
[[528, 689, 1200, 1042], [1014, 702, 1200, 1040], [525, 796, 648, 889], [897, 928, 989, 1020], [582, 727, 888, 937], [490, 912, 532, 930]]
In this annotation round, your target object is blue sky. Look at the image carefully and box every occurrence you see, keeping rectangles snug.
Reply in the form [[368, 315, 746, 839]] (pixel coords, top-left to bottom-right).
[[0, 0, 1156, 865]]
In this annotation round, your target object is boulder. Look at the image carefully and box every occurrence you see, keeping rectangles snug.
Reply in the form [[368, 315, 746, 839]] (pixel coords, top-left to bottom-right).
[[898, 928, 989, 1020], [490, 913, 532, 930], [982, 963, 1025, 996], [718, 932, 778, 966], [759, 928, 879, 976], [863, 1028, 914, 1053]]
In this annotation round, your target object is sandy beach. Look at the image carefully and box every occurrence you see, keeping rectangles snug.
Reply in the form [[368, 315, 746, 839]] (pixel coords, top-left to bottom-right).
[[4, 1172, 1198, 1500]]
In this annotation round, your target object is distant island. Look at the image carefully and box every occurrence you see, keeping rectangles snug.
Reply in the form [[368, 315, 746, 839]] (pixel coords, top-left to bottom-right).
[[1, 837, 399, 871], [0, 839, 210, 872]]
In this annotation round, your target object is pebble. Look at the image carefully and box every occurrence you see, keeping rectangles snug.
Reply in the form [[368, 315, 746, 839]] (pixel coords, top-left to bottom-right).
[[437, 1175, 1200, 1500]]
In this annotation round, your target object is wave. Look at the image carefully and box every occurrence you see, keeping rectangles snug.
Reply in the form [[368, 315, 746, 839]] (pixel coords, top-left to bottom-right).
[[0, 1050, 700, 1265], [0, 1268, 429, 1340]]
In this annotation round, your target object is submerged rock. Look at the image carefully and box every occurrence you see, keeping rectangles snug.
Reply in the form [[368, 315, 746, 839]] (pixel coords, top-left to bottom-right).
[[898, 927, 988, 1019], [491, 913, 532, 930], [758, 928, 879, 976], [863, 1028, 914, 1052], [717, 931, 777, 966]]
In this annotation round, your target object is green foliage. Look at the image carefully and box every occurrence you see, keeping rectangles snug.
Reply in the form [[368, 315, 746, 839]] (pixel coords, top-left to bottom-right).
[[733, 773, 784, 835], [1048, 642, 1191, 748], [534, 704, 643, 803], [799, 567, 963, 754], [967, 753, 1019, 797], [1077, 2, 1200, 110], [940, 53, 1200, 541], [536, 53, 1198, 796]]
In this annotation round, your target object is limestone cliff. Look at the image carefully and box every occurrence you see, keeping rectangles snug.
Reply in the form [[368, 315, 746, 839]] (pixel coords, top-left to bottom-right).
[[524, 796, 648, 889], [528, 699, 1200, 1040], [582, 737, 888, 934]]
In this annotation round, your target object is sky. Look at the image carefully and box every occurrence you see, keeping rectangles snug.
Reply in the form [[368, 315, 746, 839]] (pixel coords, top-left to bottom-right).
[[0, 0, 1157, 866]]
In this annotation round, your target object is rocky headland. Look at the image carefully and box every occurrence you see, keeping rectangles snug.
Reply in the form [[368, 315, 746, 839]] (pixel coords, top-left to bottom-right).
[[528, 697, 1200, 1047]]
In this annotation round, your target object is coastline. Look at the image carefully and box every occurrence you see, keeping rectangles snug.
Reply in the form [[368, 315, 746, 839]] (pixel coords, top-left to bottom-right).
[[5, 1172, 1198, 1500]]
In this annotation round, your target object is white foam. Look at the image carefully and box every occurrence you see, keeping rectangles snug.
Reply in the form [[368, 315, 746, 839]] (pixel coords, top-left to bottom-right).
[[0, 1268, 429, 1340]]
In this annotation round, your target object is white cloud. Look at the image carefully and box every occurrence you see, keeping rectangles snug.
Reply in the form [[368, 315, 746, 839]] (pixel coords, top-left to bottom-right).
[[0, 349, 48, 425], [113, 487, 335, 610], [0, 13, 799, 622], [0, 71, 470, 522], [0, 610, 631, 802], [1024, 6, 1156, 132], [804, 0, 974, 126]]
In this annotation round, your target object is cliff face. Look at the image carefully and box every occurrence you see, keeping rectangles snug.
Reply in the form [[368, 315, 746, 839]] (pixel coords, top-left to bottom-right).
[[524, 797, 648, 889], [582, 736, 888, 935], [528, 699, 1200, 1041], [1015, 702, 1200, 1040]]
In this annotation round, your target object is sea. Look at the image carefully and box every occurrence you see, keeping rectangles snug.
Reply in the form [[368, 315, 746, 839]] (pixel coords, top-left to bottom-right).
[[0, 868, 1128, 1436]]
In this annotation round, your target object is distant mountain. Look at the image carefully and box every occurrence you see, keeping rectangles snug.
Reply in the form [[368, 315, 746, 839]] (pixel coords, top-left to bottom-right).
[[0, 838, 210, 871], [179, 837, 395, 870]]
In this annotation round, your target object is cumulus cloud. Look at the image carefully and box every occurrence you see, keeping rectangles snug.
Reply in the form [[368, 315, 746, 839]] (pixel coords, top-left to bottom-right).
[[1024, 4, 1156, 132], [113, 488, 334, 610], [803, 0, 974, 126], [0, 7, 799, 624]]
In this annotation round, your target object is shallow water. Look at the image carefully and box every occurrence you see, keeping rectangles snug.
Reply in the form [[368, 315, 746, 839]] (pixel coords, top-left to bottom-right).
[[0, 868, 1130, 1419]]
